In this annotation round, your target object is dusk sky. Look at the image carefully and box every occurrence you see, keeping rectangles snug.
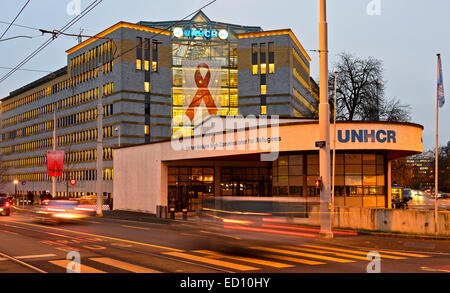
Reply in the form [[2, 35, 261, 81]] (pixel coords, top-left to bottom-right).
[[0, 0, 449, 151]]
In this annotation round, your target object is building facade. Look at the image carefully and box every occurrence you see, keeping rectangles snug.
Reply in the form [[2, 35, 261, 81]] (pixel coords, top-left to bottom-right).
[[0, 11, 319, 198], [113, 119, 424, 214]]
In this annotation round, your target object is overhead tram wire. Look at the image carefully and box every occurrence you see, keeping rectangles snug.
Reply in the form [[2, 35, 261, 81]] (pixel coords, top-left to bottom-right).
[[0, 20, 41, 32], [0, 66, 53, 73], [0, 0, 32, 40], [0, 0, 103, 84]]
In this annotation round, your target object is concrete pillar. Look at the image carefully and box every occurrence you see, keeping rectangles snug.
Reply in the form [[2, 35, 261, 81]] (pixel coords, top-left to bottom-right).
[[387, 160, 392, 209]]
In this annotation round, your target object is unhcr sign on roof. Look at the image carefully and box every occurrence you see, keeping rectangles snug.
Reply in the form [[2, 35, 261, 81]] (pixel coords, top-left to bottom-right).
[[173, 27, 229, 40]]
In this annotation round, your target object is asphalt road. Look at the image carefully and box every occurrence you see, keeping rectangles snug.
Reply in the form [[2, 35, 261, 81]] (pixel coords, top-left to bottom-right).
[[408, 195, 450, 210], [0, 208, 449, 276]]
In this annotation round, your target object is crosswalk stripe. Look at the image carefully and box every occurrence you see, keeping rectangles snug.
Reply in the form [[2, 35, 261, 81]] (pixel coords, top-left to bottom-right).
[[257, 253, 325, 266], [162, 252, 259, 271], [249, 246, 354, 263], [89, 257, 161, 273], [0, 254, 57, 261], [302, 245, 406, 260], [377, 250, 431, 258], [49, 260, 105, 273], [281, 246, 369, 261], [194, 250, 294, 268]]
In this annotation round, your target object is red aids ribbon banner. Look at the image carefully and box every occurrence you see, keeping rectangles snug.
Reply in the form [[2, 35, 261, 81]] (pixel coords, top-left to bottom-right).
[[185, 63, 218, 122], [46, 150, 64, 176]]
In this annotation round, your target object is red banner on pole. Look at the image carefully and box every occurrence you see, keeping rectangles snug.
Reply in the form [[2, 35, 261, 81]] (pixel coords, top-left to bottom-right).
[[46, 150, 64, 177]]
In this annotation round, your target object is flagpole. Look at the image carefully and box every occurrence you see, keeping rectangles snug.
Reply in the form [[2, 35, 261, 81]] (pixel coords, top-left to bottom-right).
[[435, 54, 440, 235]]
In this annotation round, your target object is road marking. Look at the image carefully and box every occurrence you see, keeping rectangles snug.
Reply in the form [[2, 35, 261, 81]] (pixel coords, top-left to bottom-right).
[[194, 250, 294, 268], [377, 250, 431, 258], [121, 225, 150, 231], [0, 251, 47, 273], [0, 253, 57, 261], [301, 245, 406, 260], [162, 252, 259, 271], [249, 246, 354, 263], [89, 257, 161, 273], [9, 220, 183, 252], [257, 253, 325, 266], [281, 246, 370, 261], [49, 260, 105, 273]]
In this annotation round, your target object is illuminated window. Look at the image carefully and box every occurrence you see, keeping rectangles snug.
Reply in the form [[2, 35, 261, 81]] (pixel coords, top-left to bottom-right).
[[136, 59, 142, 70], [261, 85, 267, 95], [269, 63, 275, 74], [261, 63, 267, 75], [252, 65, 258, 75], [144, 82, 150, 92], [144, 60, 150, 71], [261, 105, 267, 115], [144, 125, 150, 135], [152, 61, 158, 72]]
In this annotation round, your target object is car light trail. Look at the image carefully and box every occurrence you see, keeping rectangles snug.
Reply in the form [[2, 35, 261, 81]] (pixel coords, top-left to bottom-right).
[[223, 225, 318, 238]]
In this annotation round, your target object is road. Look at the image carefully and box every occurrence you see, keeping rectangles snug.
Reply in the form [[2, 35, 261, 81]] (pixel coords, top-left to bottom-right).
[[0, 209, 449, 276], [408, 195, 450, 210]]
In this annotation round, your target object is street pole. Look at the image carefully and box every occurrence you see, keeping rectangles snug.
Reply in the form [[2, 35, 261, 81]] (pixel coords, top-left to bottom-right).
[[96, 62, 104, 217], [319, 0, 333, 238], [332, 72, 337, 211], [52, 103, 56, 199]]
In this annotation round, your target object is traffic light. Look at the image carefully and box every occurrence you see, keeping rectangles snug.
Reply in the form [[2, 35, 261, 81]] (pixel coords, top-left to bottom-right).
[[315, 177, 322, 190]]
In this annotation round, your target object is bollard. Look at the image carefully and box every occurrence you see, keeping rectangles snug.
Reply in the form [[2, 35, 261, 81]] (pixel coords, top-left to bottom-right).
[[169, 207, 175, 219], [182, 208, 188, 220]]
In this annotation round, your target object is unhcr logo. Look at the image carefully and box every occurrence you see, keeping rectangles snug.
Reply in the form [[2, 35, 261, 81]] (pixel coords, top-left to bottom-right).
[[338, 129, 396, 143], [173, 27, 229, 40]]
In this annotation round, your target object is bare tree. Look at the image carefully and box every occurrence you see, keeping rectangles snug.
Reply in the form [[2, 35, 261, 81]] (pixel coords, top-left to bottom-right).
[[329, 52, 411, 122]]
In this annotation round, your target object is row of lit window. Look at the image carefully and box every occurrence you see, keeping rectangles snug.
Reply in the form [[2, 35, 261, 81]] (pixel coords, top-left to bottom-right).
[[1, 137, 53, 155], [251, 42, 275, 75], [1, 147, 114, 169], [172, 92, 238, 107], [292, 87, 317, 114], [3, 168, 114, 183], [57, 104, 113, 128], [2, 103, 54, 128], [136, 59, 158, 72], [252, 63, 275, 75], [102, 82, 114, 97], [136, 37, 159, 72], [2, 103, 114, 143], [57, 125, 116, 146], [3, 41, 114, 114], [2, 86, 53, 113], [70, 41, 114, 76], [1, 126, 116, 154], [172, 107, 239, 126], [172, 68, 238, 88], [2, 120, 53, 141]]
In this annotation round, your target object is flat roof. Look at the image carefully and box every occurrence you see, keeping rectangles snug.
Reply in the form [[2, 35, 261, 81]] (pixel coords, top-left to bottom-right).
[[1, 66, 67, 103]]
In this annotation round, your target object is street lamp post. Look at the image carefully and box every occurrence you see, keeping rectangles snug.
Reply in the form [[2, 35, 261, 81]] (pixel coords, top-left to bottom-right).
[[13, 180, 19, 204], [319, 0, 333, 238]]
